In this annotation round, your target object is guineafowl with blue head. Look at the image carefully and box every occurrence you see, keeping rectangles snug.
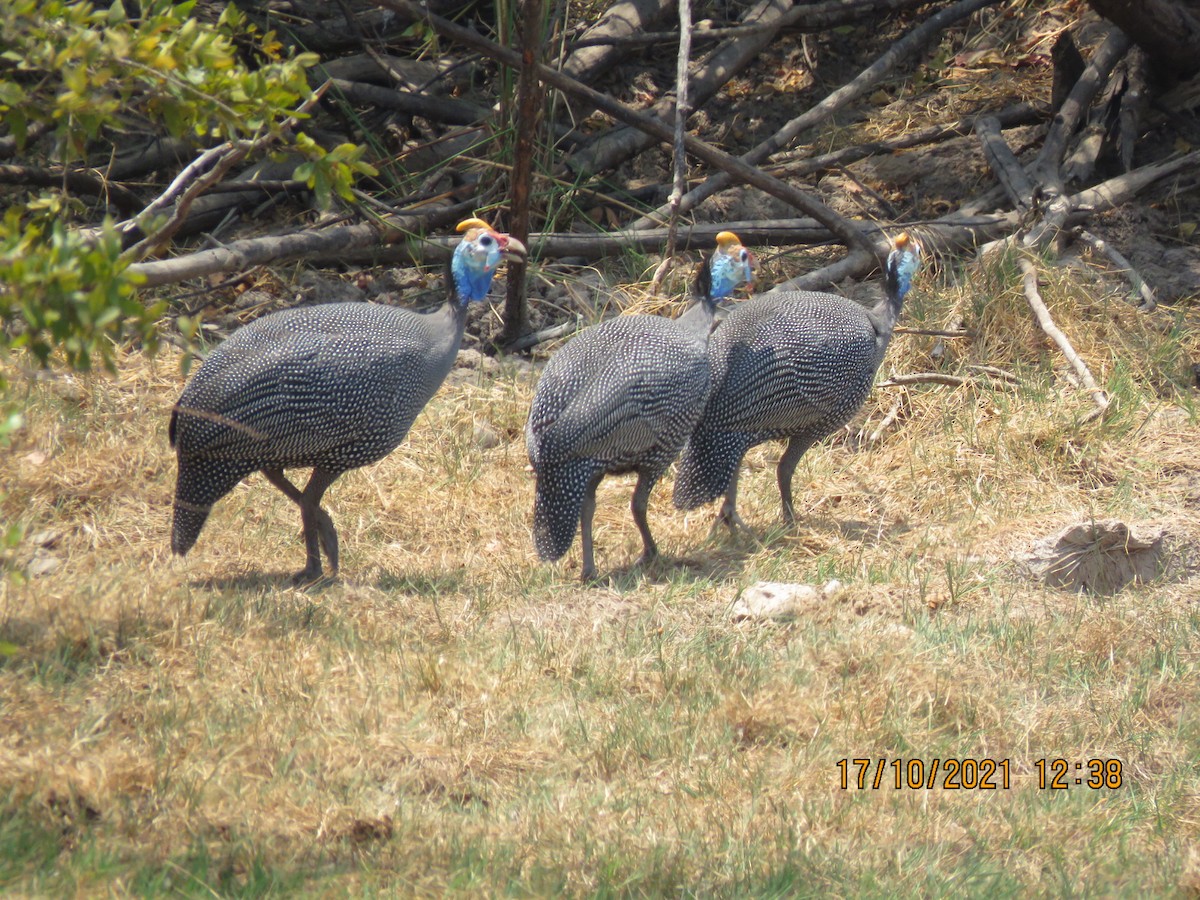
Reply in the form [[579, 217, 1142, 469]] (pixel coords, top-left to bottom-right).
[[673, 232, 922, 530], [526, 232, 754, 581], [169, 218, 526, 582]]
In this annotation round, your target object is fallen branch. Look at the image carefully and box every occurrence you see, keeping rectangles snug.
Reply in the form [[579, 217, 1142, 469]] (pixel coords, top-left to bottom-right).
[[631, 0, 1002, 229], [0, 122, 50, 161], [1075, 228, 1157, 310], [568, 0, 791, 177], [566, 0, 938, 50], [375, 0, 877, 259], [1068, 148, 1200, 212], [974, 116, 1035, 212], [772, 102, 1045, 180], [1034, 29, 1133, 184], [863, 394, 907, 443], [895, 326, 972, 338], [559, 0, 675, 82], [651, 0, 695, 292], [878, 370, 1019, 389], [118, 87, 328, 262], [1017, 255, 1110, 419], [0, 164, 143, 215], [880, 373, 966, 387], [505, 318, 582, 352], [126, 203, 471, 287], [966, 364, 1020, 384], [102, 137, 193, 181], [327, 78, 491, 126]]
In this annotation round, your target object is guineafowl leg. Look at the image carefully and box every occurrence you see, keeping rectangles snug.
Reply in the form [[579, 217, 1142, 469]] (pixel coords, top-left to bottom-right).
[[715, 466, 748, 533], [630, 471, 659, 567], [262, 467, 340, 582], [579, 473, 604, 583], [776, 437, 815, 527]]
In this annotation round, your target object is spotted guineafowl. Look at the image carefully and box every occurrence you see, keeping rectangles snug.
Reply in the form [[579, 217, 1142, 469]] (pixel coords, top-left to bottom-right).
[[673, 232, 922, 530], [526, 232, 754, 581], [169, 218, 526, 581]]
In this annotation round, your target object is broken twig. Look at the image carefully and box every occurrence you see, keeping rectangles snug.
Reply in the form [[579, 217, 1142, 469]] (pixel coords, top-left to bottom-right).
[[1017, 256, 1110, 420]]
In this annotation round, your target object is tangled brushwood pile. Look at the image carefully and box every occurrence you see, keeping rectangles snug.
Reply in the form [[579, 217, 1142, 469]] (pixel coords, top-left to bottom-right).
[[2, 0, 1200, 894]]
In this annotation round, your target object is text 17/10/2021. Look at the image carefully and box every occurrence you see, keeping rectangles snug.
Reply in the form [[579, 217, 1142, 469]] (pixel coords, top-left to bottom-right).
[[837, 758, 1124, 790]]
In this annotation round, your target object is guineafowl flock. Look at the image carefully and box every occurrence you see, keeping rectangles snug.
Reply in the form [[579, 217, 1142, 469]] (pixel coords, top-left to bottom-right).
[[170, 219, 921, 583]]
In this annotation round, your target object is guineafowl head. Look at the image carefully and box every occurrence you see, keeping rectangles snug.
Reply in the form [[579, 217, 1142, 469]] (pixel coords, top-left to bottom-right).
[[452, 218, 528, 303], [886, 232, 922, 301], [698, 231, 755, 301]]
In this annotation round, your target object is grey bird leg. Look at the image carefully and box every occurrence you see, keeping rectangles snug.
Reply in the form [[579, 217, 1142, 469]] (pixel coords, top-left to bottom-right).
[[631, 471, 659, 567], [776, 437, 815, 527], [715, 465, 749, 534], [262, 467, 340, 583], [579, 473, 604, 583]]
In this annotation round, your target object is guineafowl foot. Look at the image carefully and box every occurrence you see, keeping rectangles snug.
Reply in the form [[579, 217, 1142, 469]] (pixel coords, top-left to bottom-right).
[[714, 507, 749, 534], [291, 564, 328, 586]]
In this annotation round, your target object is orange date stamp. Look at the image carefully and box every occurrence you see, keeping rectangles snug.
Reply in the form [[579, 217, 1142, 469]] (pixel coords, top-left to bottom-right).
[[837, 758, 1124, 790]]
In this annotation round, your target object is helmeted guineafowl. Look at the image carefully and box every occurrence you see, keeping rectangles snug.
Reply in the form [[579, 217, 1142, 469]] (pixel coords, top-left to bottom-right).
[[169, 218, 526, 582], [526, 232, 754, 581], [673, 232, 922, 530]]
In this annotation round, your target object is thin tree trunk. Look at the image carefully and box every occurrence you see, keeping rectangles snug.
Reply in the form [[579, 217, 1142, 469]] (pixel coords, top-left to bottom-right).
[[500, 0, 546, 346]]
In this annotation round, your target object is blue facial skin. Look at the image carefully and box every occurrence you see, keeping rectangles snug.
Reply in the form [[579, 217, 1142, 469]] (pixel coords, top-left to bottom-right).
[[453, 231, 505, 302], [709, 246, 754, 300], [890, 243, 922, 299]]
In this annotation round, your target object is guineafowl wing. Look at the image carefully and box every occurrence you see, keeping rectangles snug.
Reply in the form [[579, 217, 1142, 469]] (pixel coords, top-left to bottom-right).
[[702, 294, 880, 438], [529, 316, 708, 469], [173, 316, 436, 467]]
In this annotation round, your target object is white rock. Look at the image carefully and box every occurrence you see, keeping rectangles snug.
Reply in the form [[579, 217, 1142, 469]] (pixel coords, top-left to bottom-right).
[[732, 579, 844, 622]]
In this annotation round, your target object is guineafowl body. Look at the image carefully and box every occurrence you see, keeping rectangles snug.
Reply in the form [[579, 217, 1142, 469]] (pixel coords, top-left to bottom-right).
[[169, 218, 526, 581], [674, 233, 922, 529], [526, 232, 753, 581]]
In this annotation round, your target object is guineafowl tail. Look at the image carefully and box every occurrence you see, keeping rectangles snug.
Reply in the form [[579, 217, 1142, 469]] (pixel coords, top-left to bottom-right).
[[532, 459, 599, 562], [673, 430, 750, 510], [171, 457, 256, 556]]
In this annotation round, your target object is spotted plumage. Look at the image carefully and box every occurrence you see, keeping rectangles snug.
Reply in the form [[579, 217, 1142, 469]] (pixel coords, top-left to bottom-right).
[[526, 233, 753, 581], [169, 218, 526, 581], [673, 233, 922, 529]]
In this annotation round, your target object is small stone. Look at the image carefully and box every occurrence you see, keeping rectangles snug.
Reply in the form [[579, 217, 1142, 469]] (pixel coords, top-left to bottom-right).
[[473, 422, 501, 450], [28, 530, 62, 549], [732, 579, 843, 622], [27, 554, 62, 577]]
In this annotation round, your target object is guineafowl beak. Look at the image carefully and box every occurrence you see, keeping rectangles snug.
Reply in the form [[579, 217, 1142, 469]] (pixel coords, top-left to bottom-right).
[[499, 236, 528, 263]]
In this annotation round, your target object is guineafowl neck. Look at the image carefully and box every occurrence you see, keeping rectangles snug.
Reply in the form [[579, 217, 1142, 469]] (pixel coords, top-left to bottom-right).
[[674, 295, 717, 342], [867, 288, 905, 348], [424, 297, 471, 364]]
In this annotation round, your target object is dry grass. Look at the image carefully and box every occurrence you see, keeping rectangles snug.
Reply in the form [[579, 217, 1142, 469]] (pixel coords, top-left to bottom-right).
[[1, 249, 1198, 897]]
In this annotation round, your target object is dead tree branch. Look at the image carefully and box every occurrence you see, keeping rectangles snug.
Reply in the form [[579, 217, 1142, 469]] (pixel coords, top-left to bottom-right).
[[374, 0, 876, 259], [327, 78, 491, 125], [568, 0, 790, 177], [500, 0, 547, 346], [1076, 228, 1157, 310], [126, 203, 471, 287], [632, 0, 1002, 229], [1018, 255, 1110, 420], [559, 0, 675, 82], [0, 164, 143, 215], [651, 0, 695, 292]]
